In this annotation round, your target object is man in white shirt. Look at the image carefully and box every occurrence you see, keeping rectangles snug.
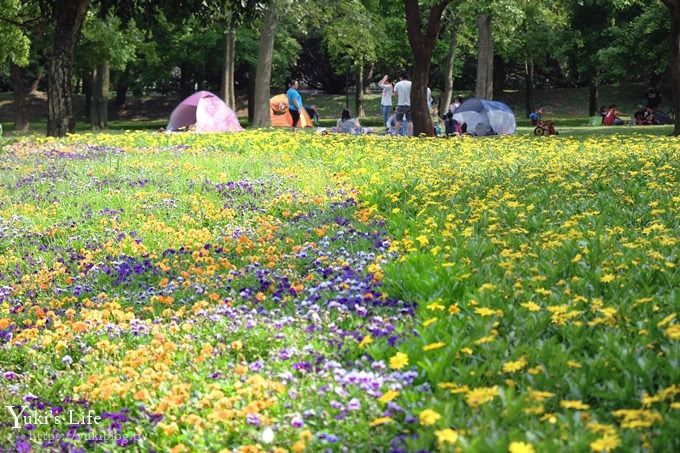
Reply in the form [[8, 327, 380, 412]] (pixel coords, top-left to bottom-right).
[[393, 72, 413, 136], [378, 75, 393, 129]]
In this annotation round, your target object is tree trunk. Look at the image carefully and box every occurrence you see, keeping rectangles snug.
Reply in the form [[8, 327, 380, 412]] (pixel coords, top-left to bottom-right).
[[252, 2, 278, 128], [664, 1, 680, 135], [363, 64, 374, 94], [355, 64, 365, 118], [404, 0, 452, 136], [493, 54, 505, 100], [47, 0, 91, 137], [180, 63, 192, 98], [115, 66, 129, 109], [442, 21, 459, 113], [247, 69, 255, 125], [88, 70, 96, 128], [93, 61, 109, 129], [222, 28, 237, 109], [524, 59, 534, 116], [10, 64, 30, 132], [588, 81, 598, 117], [475, 14, 494, 99]]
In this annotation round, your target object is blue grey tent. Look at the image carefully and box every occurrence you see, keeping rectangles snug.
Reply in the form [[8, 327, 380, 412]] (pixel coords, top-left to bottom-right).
[[452, 98, 516, 136]]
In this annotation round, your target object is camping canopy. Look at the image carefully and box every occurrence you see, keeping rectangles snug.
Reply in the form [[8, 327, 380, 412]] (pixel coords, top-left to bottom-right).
[[270, 94, 313, 127], [167, 91, 243, 133], [452, 98, 516, 136]]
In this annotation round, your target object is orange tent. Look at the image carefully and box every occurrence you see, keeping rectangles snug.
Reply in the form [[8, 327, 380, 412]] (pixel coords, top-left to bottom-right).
[[270, 94, 313, 127]]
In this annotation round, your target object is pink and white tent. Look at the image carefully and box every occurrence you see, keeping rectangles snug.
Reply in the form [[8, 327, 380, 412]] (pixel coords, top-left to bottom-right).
[[167, 91, 244, 133]]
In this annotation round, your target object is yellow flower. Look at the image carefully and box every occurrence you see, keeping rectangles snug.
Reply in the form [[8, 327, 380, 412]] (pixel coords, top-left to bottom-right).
[[422, 317, 438, 327], [665, 324, 680, 340], [435, 428, 458, 445], [231, 340, 243, 351], [359, 334, 373, 349], [378, 390, 400, 403], [465, 386, 499, 407], [369, 416, 393, 427], [448, 303, 460, 315], [600, 274, 615, 283], [590, 434, 621, 452], [560, 400, 590, 410], [419, 409, 441, 426], [389, 352, 409, 370], [508, 441, 535, 453], [474, 307, 497, 317], [423, 342, 446, 351], [427, 301, 445, 311], [502, 357, 527, 373], [520, 302, 541, 312]]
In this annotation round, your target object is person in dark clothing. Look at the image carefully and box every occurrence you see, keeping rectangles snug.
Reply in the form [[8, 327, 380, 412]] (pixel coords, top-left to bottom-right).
[[306, 105, 320, 127], [646, 85, 662, 109]]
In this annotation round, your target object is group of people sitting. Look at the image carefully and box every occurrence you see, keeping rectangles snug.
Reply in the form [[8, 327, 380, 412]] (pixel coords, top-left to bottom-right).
[[600, 85, 668, 126]]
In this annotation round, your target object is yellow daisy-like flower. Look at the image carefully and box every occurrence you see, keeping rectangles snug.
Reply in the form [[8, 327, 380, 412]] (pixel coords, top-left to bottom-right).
[[378, 390, 399, 403], [419, 409, 441, 426], [600, 274, 616, 283], [502, 356, 527, 373], [665, 324, 680, 340], [358, 334, 372, 349], [465, 386, 499, 408], [435, 428, 458, 445], [369, 416, 393, 427], [590, 434, 621, 452], [520, 302, 541, 312], [560, 400, 590, 410], [508, 441, 535, 453], [389, 352, 409, 370], [423, 342, 446, 352], [448, 303, 460, 315], [474, 307, 497, 317]]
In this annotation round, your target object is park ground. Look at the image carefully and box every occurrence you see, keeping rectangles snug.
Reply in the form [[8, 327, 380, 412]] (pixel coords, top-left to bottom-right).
[[0, 130, 678, 452], [0, 83, 676, 138]]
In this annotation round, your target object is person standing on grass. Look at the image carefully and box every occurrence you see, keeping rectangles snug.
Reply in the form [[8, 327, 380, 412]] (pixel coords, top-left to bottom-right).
[[378, 75, 393, 128], [287, 80, 304, 130], [646, 84, 662, 110], [394, 71, 413, 136]]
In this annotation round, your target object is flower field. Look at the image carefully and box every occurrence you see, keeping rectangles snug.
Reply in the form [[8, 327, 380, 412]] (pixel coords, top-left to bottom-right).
[[0, 131, 678, 452]]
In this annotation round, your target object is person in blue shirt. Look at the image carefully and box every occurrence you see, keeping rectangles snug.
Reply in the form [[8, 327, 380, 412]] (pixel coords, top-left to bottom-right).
[[529, 107, 544, 126], [287, 80, 304, 129]]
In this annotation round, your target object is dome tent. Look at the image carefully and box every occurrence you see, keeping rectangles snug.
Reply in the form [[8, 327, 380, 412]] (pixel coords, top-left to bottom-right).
[[167, 91, 243, 133], [270, 94, 313, 128], [452, 98, 516, 136]]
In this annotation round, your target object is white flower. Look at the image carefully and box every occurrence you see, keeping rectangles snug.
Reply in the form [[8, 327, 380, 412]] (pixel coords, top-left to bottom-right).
[[261, 427, 275, 444]]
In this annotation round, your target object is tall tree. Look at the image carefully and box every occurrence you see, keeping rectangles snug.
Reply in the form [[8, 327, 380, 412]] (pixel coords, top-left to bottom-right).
[[46, 0, 91, 137], [441, 13, 460, 111], [323, 0, 378, 118], [252, 0, 278, 127], [203, 0, 261, 109], [77, 10, 141, 129], [660, 0, 679, 134], [1, 0, 40, 132], [475, 14, 493, 98], [404, 0, 455, 136]]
